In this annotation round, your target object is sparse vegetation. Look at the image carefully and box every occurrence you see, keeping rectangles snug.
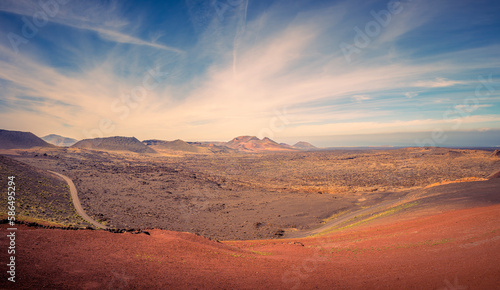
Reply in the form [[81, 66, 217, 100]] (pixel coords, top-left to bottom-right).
[[251, 251, 273, 256], [0, 155, 90, 227], [4, 146, 499, 240], [329, 238, 454, 256], [316, 202, 419, 236]]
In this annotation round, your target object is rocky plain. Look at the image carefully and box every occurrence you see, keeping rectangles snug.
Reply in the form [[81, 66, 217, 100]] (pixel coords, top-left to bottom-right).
[[4, 144, 499, 240], [1, 130, 499, 289]]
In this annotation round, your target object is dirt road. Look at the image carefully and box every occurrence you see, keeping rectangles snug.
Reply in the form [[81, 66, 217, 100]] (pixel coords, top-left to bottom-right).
[[48, 170, 108, 229]]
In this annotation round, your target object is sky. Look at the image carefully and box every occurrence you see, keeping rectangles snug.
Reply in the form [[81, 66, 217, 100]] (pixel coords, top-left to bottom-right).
[[0, 0, 499, 147]]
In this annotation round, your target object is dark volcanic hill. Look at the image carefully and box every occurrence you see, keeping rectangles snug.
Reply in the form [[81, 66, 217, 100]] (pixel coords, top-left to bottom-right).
[[0, 129, 54, 149], [187, 141, 238, 153], [143, 139, 203, 153], [293, 141, 317, 150], [71, 136, 156, 153], [225, 136, 296, 152], [42, 134, 78, 147]]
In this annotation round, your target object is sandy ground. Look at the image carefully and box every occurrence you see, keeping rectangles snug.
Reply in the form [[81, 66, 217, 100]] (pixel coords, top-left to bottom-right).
[[1, 202, 498, 289]]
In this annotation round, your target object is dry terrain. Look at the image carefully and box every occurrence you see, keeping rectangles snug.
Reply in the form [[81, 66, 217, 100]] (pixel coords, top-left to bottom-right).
[[3, 147, 499, 240], [1, 197, 499, 289], [0, 146, 499, 288], [0, 155, 90, 227]]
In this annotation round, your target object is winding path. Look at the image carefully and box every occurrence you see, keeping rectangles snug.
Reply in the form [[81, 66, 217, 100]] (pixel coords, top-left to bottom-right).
[[49, 170, 108, 229]]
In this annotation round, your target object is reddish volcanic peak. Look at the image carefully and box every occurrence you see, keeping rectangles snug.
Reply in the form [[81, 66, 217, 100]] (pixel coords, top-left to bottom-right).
[[261, 137, 277, 143], [227, 135, 259, 144], [225, 136, 295, 152]]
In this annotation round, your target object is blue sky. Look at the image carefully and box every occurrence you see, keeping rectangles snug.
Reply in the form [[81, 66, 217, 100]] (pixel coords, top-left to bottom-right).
[[0, 0, 499, 147]]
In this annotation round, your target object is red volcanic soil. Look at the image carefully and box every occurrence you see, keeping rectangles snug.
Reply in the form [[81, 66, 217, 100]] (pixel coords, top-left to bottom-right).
[[1, 204, 499, 289]]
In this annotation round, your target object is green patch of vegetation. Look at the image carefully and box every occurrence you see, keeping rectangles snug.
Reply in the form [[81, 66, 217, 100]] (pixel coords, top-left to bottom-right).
[[315, 201, 419, 236], [430, 238, 453, 246], [251, 251, 273, 256], [134, 254, 162, 264], [464, 228, 500, 242], [225, 251, 255, 259], [0, 214, 70, 227], [330, 238, 453, 255], [321, 209, 350, 223]]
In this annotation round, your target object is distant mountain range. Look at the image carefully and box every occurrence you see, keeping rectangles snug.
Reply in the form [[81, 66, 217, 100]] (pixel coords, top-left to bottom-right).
[[225, 136, 293, 152], [42, 134, 78, 147], [0, 129, 54, 149], [0, 129, 317, 153], [71, 136, 156, 153], [193, 136, 317, 153], [143, 139, 206, 153]]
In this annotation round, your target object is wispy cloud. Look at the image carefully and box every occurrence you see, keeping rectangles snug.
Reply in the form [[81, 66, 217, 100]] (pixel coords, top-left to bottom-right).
[[351, 95, 372, 103], [0, 0, 499, 146], [283, 115, 500, 137], [454, 104, 493, 111], [405, 92, 418, 98], [0, 0, 184, 53], [413, 78, 466, 88], [91, 27, 184, 53]]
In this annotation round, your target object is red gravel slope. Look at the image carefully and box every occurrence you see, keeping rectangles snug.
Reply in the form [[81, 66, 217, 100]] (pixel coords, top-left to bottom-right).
[[1, 203, 499, 289]]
